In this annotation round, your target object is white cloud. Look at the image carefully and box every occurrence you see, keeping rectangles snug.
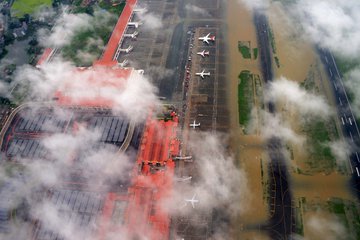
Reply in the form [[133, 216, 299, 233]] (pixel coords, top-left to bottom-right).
[[237, 0, 270, 11], [38, 12, 92, 48], [138, 13, 163, 30], [268, 77, 332, 118], [295, 0, 360, 59], [185, 4, 210, 17]]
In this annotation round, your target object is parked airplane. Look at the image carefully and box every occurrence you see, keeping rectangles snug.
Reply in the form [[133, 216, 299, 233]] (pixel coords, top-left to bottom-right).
[[118, 59, 128, 67], [184, 193, 199, 209], [196, 69, 210, 79], [127, 21, 142, 28], [197, 50, 210, 58], [189, 120, 200, 129], [198, 33, 215, 44], [123, 31, 138, 39], [119, 45, 134, 53]]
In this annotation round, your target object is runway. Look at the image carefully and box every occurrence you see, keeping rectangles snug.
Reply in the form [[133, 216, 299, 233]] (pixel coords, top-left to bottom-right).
[[318, 48, 360, 199], [254, 12, 295, 240]]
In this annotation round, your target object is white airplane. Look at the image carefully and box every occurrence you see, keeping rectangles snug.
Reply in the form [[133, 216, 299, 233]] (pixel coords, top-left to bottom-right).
[[119, 45, 134, 53], [133, 8, 147, 13], [189, 120, 200, 129], [118, 59, 128, 67], [197, 50, 210, 58], [195, 69, 210, 79], [174, 176, 192, 182], [184, 193, 199, 209], [123, 31, 138, 39], [198, 33, 215, 44], [127, 22, 143, 28]]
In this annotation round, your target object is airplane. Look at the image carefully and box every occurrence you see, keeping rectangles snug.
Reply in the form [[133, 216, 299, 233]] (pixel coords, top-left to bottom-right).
[[197, 50, 210, 58], [189, 120, 200, 129], [133, 8, 147, 13], [127, 21, 143, 28], [184, 193, 199, 209], [174, 176, 192, 182], [195, 69, 210, 79], [198, 33, 215, 44], [123, 31, 138, 39], [118, 59, 128, 67], [119, 45, 134, 53]]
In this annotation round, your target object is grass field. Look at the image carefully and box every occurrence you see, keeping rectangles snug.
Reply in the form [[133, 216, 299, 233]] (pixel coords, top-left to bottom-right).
[[238, 70, 253, 127], [238, 41, 251, 59], [12, 0, 52, 17], [304, 120, 337, 171]]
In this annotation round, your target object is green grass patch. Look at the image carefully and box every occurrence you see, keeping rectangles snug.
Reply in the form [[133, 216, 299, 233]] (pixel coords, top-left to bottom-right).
[[274, 56, 280, 68], [334, 56, 360, 75], [11, 0, 51, 17], [268, 27, 276, 54], [238, 41, 251, 59], [304, 120, 336, 171], [238, 70, 253, 127], [253, 48, 258, 60]]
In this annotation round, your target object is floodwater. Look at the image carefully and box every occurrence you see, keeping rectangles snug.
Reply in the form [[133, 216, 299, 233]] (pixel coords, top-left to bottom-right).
[[227, 0, 357, 239], [267, 2, 357, 239], [226, 0, 269, 236]]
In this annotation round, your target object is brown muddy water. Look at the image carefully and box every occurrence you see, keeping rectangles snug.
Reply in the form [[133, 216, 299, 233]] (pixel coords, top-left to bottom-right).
[[226, 0, 357, 239]]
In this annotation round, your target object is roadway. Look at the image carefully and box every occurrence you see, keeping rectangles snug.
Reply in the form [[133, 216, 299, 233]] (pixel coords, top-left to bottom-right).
[[317, 48, 360, 198]]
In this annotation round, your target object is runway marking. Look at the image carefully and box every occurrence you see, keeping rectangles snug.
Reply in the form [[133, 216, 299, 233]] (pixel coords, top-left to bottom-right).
[[339, 97, 342, 105], [349, 159, 354, 173], [329, 68, 333, 77], [356, 167, 360, 177], [341, 117, 345, 125], [349, 118, 353, 125], [356, 152, 360, 163], [350, 131, 354, 142]]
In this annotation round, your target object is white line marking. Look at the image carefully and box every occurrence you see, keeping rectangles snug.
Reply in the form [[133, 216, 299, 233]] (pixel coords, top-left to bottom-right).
[[325, 56, 328, 63], [333, 82, 337, 90], [349, 160, 354, 173], [356, 167, 360, 177], [329, 68, 333, 77], [356, 152, 360, 163], [349, 118, 353, 125], [350, 131, 354, 142], [341, 117, 345, 125], [339, 98, 342, 105]]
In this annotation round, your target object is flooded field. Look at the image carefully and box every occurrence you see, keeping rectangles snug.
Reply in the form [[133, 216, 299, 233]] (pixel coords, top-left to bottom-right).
[[226, 0, 269, 236], [227, 0, 359, 239]]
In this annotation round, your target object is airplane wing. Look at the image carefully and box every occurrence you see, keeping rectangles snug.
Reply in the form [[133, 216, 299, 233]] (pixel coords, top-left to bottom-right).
[[205, 33, 210, 38], [191, 201, 196, 209]]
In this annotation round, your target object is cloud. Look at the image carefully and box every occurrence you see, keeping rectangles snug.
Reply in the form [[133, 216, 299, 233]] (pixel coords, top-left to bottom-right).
[[267, 77, 332, 118], [237, 0, 270, 11], [294, 0, 360, 59], [168, 132, 250, 217], [257, 110, 305, 145], [138, 13, 163, 30], [306, 214, 348, 240], [185, 4, 210, 17], [13, 60, 160, 123], [38, 12, 92, 48], [329, 140, 351, 164]]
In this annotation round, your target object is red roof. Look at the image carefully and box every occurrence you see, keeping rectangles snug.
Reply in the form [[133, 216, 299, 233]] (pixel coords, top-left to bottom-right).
[[36, 48, 53, 67], [95, 0, 137, 66]]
